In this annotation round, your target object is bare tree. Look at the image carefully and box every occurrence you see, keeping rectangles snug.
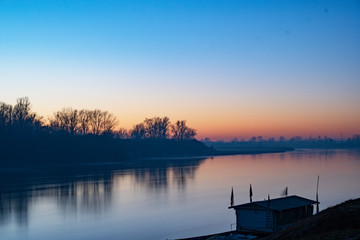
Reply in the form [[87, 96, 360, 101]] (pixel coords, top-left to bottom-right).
[[89, 109, 103, 136], [130, 123, 146, 139], [101, 111, 118, 136], [12, 97, 31, 124], [11, 97, 42, 127], [49, 108, 118, 136], [49, 108, 78, 134], [171, 120, 196, 140], [78, 110, 91, 135], [116, 128, 129, 139], [68, 109, 78, 135], [10, 97, 42, 128], [0, 102, 13, 127], [144, 116, 170, 139]]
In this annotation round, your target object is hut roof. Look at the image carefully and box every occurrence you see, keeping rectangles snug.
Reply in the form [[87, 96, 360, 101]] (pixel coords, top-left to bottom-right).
[[229, 195, 318, 211]]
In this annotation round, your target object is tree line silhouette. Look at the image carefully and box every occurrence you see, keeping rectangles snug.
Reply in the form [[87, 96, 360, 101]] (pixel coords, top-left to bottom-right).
[[0, 97, 196, 140], [3, 97, 356, 166], [0, 97, 209, 166]]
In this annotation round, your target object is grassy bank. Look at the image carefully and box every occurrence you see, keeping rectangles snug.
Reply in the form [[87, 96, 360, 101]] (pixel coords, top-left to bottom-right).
[[177, 198, 360, 240], [260, 198, 360, 240]]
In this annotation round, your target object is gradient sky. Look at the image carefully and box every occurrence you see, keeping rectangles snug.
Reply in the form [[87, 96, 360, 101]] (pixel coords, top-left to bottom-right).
[[1, 0, 359, 140]]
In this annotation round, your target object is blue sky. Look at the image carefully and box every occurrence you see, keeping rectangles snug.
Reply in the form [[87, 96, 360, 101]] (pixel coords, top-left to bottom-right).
[[1, 0, 359, 139]]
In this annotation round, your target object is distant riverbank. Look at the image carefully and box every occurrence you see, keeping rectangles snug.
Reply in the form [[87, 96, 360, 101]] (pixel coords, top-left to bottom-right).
[[204, 140, 360, 150], [211, 146, 294, 156], [0, 137, 294, 168]]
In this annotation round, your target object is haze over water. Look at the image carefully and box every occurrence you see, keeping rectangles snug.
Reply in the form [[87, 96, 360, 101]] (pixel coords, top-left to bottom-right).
[[1, 149, 359, 240]]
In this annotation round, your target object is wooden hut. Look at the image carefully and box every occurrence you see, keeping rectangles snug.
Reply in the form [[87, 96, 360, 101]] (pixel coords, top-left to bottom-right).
[[229, 195, 318, 233]]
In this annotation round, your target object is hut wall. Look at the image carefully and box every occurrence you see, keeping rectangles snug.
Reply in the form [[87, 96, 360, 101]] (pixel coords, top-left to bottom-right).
[[275, 204, 314, 228], [236, 209, 274, 232]]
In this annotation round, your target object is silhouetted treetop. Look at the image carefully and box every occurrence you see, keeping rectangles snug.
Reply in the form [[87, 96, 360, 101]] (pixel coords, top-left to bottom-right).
[[171, 120, 196, 140], [0, 97, 42, 130], [49, 108, 118, 136], [128, 117, 197, 140], [49, 108, 79, 134], [130, 123, 146, 139], [116, 128, 129, 139], [144, 116, 170, 139]]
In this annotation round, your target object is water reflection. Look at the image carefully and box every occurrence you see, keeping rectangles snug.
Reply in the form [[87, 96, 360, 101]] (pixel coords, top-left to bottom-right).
[[0, 190, 30, 226], [172, 165, 197, 189], [1, 150, 359, 240], [0, 157, 206, 227], [132, 167, 169, 191], [0, 174, 113, 227]]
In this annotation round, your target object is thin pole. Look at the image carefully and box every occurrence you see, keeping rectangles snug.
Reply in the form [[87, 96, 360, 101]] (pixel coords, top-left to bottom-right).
[[249, 184, 253, 203], [316, 176, 319, 214]]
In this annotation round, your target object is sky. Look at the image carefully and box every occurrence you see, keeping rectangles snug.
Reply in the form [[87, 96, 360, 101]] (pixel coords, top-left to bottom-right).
[[1, 0, 359, 140]]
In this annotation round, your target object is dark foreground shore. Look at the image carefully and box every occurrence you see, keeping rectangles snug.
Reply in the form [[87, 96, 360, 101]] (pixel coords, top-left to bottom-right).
[[178, 198, 360, 240], [259, 198, 360, 240]]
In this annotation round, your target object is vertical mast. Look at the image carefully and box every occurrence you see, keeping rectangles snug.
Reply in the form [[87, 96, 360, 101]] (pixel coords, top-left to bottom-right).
[[316, 176, 319, 214], [249, 184, 253, 203]]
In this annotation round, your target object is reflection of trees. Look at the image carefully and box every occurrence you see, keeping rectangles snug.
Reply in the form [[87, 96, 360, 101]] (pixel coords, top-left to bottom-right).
[[0, 157, 206, 227], [129, 158, 205, 191], [35, 179, 113, 213], [0, 172, 114, 227], [0, 190, 30, 226], [133, 168, 169, 191], [171, 165, 197, 189], [287, 149, 338, 161]]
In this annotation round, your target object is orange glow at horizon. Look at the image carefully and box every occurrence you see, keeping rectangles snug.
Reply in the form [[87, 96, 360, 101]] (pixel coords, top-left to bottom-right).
[[30, 93, 360, 141], [193, 115, 360, 140]]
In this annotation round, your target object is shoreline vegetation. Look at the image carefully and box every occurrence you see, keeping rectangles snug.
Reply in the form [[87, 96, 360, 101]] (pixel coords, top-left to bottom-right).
[[0, 97, 292, 168], [1, 97, 359, 167]]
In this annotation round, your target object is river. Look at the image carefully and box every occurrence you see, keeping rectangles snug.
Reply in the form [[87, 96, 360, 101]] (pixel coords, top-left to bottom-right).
[[1, 149, 359, 240]]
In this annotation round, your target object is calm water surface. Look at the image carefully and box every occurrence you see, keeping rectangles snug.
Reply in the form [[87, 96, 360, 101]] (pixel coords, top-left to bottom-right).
[[1, 149, 359, 240]]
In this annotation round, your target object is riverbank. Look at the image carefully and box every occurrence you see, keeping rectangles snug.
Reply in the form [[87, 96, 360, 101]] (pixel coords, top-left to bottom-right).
[[213, 146, 294, 156], [204, 140, 360, 150], [0, 137, 294, 167], [260, 197, 360, 240], [179, 197, 360, 240]]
